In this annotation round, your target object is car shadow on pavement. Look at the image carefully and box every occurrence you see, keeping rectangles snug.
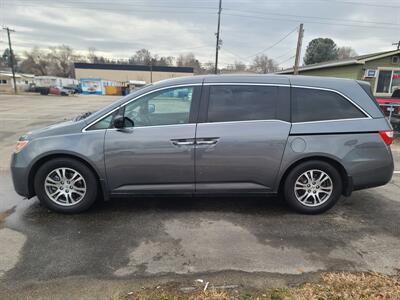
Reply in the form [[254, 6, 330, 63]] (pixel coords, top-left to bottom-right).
[[91, 195, 288, 215]]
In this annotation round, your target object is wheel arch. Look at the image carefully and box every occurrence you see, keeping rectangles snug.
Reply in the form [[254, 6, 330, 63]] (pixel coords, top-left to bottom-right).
[[277, 155, 352, 196], [27, 152, 106, 199]]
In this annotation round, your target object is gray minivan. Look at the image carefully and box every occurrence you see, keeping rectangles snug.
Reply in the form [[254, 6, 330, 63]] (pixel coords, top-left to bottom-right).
[[11, 75, 394, 214]]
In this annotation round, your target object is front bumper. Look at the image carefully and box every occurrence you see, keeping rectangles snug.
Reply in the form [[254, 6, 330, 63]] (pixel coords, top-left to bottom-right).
[[10, 153, 32, 198]]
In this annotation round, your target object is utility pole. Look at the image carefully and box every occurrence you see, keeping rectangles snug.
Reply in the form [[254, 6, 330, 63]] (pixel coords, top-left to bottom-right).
[[214, 0, 222, 74], [293, 23, 304, 75], [150, 58, 155, 83], [393, 41, 400, 50], [2, 27, 17, 93]]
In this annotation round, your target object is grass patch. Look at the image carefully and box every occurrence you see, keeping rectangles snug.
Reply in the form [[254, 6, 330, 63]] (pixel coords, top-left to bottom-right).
[[115, 272, 400, 300]]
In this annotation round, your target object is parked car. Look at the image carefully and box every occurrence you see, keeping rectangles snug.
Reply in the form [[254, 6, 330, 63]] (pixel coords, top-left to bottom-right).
[[11, 75, 394, 214], [63, 85, 82, 94], [49, 86, 74, 96]]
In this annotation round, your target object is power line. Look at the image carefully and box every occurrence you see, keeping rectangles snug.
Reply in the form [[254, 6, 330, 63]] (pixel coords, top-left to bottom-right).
[[222, 12, 400, 30], [4, 0, 216, 9], [224, 8, 400, 27], [9, 0, 399, 27], [4, 2, 217, 15], [274, 48, 297, 60], [310, 0, 400, 9], [245, 26, 298, 59], [277, 55, 296, 66]]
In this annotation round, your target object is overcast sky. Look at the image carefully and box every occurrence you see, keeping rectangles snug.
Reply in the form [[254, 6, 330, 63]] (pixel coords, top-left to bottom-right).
[[0, 0, 399, 69]]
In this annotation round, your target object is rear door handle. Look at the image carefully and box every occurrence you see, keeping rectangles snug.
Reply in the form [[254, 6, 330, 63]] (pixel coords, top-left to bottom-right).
[[196, 138, 219, 145]]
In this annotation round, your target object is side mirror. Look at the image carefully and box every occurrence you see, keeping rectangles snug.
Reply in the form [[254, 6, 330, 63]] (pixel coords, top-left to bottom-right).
[[113, 115, 125, 129], [148, 103, 155, 114], [113, 115, 134, 129]]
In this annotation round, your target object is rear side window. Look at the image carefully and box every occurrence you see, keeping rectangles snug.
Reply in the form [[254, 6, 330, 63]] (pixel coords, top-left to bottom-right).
[[292, 88, 366, 122], [207, 85, 286, 122]]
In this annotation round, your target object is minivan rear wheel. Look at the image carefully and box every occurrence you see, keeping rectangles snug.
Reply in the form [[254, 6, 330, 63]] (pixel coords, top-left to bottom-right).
[[283, 160, 342, 214], [34, 158, 98, 213]]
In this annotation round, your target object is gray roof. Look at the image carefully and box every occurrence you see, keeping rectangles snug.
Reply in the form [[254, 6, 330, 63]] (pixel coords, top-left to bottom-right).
[[277, 49, 400, 74]]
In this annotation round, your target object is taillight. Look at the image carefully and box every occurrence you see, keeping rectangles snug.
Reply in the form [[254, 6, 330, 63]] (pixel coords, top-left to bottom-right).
[[379, 130, 394, 146]]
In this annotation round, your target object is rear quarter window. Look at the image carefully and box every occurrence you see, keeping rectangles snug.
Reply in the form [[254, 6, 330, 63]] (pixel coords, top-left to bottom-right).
[[292, 87, 366, 122]]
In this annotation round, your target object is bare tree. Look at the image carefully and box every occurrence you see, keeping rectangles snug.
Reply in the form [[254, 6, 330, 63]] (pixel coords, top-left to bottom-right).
[[18, 47, 49, 75], [250, 55, 278, 74], [176, 53, 201, 73], [223, 61, 247, 73], [337, 46, 358, 60], [87, 47, 97, 63], [129, 48, 153, 65], [152, 54, 174, 66], [48, 45, 79, 77]]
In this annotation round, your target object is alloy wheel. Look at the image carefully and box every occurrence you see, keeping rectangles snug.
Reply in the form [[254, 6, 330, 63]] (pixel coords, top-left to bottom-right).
[[44, 167, 87, 206], [294, 169, 333, 207]]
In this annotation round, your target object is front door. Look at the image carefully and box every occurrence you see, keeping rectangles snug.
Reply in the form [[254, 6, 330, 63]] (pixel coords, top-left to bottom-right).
[[104, 85, 200, 194], [195, 84, 291, 193]]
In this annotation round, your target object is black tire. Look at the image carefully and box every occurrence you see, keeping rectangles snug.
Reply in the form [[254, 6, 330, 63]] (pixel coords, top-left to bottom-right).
[[34, 158, 98, 213], [283, 160, 342, 214]]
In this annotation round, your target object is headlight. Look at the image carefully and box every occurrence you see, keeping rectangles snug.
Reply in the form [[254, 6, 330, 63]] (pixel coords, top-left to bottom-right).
[[15, 140, 29, 153]]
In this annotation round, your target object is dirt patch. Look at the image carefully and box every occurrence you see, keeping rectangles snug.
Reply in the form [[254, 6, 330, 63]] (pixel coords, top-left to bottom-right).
[[0, 206, 15, 228], [114, 272, 400, 300]]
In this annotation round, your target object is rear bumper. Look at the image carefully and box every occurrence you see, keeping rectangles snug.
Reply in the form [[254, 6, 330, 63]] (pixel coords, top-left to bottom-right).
[[351, 146, 394, 191]]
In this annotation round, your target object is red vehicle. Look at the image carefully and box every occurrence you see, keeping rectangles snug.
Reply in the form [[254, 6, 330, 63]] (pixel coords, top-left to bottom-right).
[[376, 98, 400, 114], [376, 91, 400, 133], [49, 86, 74, 96]]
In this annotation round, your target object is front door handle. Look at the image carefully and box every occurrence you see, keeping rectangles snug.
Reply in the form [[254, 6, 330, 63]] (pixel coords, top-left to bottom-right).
[[171, 139, 195, 146], [196, 138, 219, 145]]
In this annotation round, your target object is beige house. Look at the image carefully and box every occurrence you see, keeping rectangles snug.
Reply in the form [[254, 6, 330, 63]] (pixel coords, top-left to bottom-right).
[[74, 63, 194, 84], [0, 71, 35, 93]]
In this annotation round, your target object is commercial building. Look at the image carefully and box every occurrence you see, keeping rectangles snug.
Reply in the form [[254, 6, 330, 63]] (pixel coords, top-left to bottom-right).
[[74, 63, 194, 85], [278, 49, 400, 97]]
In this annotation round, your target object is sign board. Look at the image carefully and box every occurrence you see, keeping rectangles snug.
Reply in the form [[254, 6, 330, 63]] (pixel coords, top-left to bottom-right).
[[364, 69, 376, 78]]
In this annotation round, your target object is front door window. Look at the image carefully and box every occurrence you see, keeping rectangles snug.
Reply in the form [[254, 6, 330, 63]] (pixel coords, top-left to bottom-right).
[[123, 87, 193, 127]]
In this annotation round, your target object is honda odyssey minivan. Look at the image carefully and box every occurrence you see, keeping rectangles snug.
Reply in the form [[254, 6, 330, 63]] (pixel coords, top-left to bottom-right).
[[11, 75, 394, 214]]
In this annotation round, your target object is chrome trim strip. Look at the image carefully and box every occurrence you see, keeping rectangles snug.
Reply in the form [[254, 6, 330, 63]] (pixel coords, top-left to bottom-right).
[[198, 119, 291, 126], [82, 83, 202, 132], [291, 85, 372, 119], [292, 117, 370, 125], [107, 123, 196, 131], [203, 82, 290, 87]]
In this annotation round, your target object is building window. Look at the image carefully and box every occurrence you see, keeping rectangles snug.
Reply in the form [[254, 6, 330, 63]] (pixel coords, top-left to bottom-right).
[[0, 79, 7, 84], [376, 69, 400, 95]]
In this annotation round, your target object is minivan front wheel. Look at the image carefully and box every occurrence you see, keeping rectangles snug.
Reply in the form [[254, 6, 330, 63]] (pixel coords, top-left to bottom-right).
[[283, 161, 342, 214], [34, 158, 98, 213]]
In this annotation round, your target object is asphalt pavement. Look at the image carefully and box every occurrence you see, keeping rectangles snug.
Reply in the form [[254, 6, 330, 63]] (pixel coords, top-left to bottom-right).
[[0, 94, 399, 299]]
